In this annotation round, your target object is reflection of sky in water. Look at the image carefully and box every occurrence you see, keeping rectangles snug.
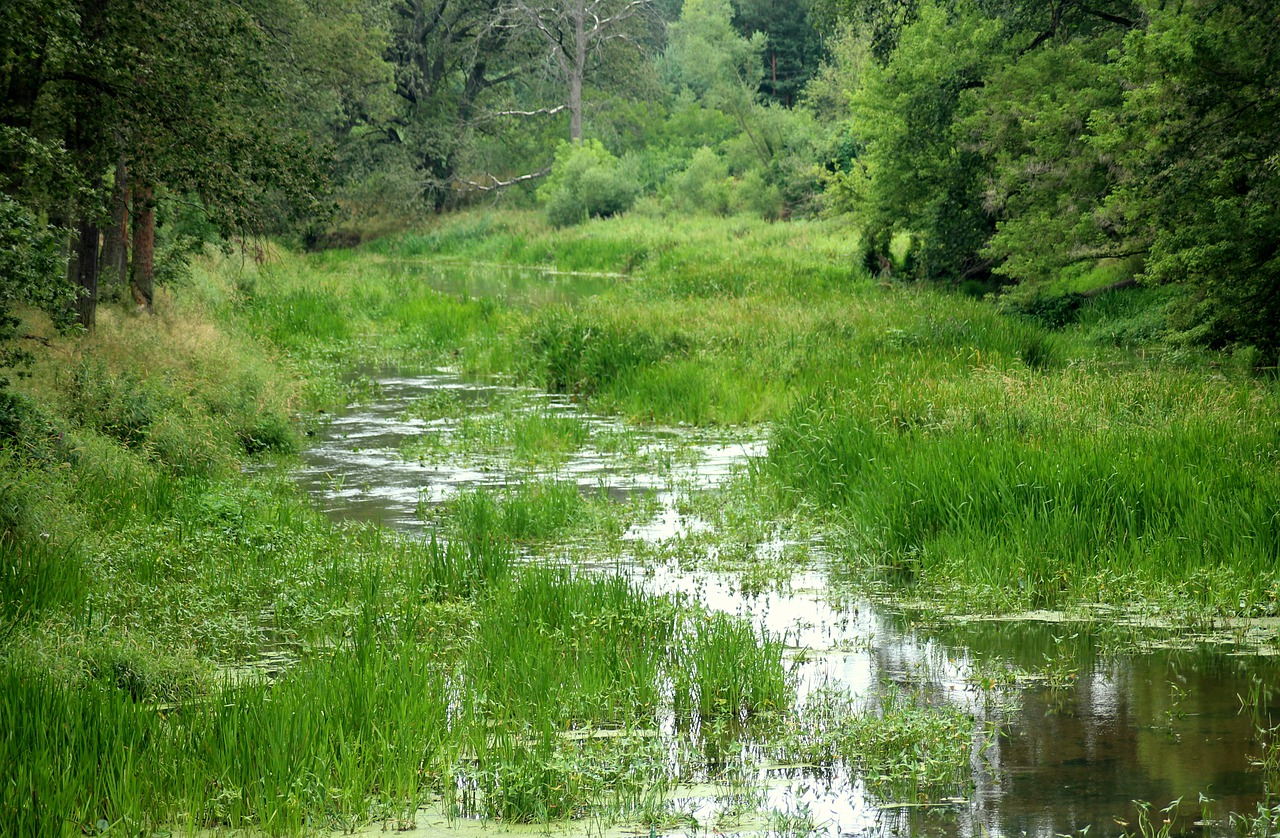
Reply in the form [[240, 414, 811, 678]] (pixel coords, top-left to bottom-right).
[[300, 369, 1279, 838]]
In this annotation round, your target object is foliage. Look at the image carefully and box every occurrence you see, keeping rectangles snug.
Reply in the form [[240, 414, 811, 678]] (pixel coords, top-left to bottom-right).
[[816, 0, 1277, 357], [538, 140, 639, 227], [0, 193, 73, 383], [660, 0, 823, 217], [1098, 0, 1280, 355], [847, 1, 1000, 282], [666, 146, 734, 215], [973, 37, 1128, 286]]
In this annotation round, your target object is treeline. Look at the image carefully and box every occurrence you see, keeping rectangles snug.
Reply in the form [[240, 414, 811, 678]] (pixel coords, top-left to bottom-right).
[[827, 0, 1280, 357], [1, 0, 1277, 358]]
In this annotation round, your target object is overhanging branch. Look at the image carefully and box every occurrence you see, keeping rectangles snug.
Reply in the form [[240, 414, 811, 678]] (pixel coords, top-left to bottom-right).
[[452, 167, 551, 192]]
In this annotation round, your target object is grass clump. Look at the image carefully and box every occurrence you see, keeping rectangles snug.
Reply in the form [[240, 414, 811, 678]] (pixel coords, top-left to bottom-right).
[[777, 686, 976, 804], [674, 610, 793, 721], [445, 481, 598, 544], [403, 404, 593, 469], [763, 366, 1280, 613]]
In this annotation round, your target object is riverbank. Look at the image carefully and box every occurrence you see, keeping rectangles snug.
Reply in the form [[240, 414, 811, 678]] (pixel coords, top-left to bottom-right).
[[2, 210, 1278, 835], [245, 210, 1280, 616]]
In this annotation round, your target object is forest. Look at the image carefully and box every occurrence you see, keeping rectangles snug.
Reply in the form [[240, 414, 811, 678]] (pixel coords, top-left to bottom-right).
[[2, 0, 1280, 836]]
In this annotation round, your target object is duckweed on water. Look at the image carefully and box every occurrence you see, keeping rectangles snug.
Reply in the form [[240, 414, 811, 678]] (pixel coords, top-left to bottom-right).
[[775, 686, 977, 804]]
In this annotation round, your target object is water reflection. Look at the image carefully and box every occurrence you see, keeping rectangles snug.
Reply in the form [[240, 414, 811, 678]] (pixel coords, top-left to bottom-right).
[[298, 368, 1276, 837]]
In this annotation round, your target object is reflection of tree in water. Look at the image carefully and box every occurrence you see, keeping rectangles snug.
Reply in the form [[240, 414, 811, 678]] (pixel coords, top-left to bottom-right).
[[868, 613, 1280, 836]]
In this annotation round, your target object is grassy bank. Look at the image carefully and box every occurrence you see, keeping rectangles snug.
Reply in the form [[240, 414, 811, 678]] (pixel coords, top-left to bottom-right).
[[0, 242, 802, 836], [3, 207, 1278, 834], [243, 209, 1280, 615]]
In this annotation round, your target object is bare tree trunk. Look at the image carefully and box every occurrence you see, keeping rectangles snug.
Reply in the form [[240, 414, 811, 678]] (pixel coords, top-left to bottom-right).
[[74, 216, 99, 331], [130, 184, 154, 311], [99, 156, 129, 302], [569, 0, 585, 143]]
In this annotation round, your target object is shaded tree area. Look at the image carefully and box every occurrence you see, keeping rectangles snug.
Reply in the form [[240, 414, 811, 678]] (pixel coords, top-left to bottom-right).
[[1, 0, 388, 340], [816, 0, 1279, 356], [731, 0, 824, 106], [3, 0, 1276, 360]]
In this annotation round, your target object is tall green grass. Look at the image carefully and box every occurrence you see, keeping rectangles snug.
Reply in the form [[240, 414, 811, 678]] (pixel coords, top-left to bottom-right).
[[208, 209, 1280, 615], [1, 555, 793, 835], [1, 214, 813, 835], [762, 367, 1280, 611], [7, 205, 1277, 835]]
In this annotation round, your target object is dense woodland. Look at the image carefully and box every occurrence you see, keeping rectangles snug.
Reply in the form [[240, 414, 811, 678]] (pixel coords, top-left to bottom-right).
[[2, 0, 1278, 362]]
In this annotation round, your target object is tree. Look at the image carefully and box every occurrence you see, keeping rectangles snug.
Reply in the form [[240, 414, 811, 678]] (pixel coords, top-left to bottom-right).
[[386, 0, 526, 205], [664, 0, 768, 156], [502, 0, 658, 143], [1095, 0, 1280, 354], [973, 32, 1130, 285], [1, 0, 389, 323], [731, 0, 824, 106], [848, 1, 1000, 281], [830, 0, 1141, 282]]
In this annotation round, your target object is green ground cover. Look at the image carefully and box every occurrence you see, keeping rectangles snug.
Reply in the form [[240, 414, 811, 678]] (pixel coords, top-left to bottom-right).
[[244, 210, 1280, 615], [2, 209, 1277, 835]]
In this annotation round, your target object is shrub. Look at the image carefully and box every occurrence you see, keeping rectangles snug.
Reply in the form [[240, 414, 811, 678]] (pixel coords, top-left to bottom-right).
[[666, 147, 732, 215], [538, 141, 639, 227]]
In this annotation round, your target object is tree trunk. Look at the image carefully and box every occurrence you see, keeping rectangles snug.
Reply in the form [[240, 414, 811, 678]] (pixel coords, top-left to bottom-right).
[[99, 157, 129, 302], [74, 216, 99, 331], [130, 185, 155, 310], [569, 0, 585, 143], [62, 219, 80, 301]]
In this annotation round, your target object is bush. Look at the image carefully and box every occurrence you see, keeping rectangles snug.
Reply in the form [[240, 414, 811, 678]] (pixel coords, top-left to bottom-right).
[[732, 168, 785, 221], [666, 147, 732, 215], [538, 141, 639, 227]]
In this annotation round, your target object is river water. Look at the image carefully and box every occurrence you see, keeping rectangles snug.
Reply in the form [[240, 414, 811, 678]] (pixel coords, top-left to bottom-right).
[[295, 265, 1278, 837]]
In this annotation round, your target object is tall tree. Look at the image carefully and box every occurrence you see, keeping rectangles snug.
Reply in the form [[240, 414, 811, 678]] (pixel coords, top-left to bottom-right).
[[836, 0, 1140, 282], [502, 0, 658, 143], [2, 0, 388, 322], [663, 0, 769, 155], [1096, 0, 1280, 353], [387, 0, 529, 204], [731, 0, 824, 106]]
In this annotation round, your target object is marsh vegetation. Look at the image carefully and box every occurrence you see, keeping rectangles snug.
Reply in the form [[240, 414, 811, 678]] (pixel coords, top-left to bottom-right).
[[2, 212, 1278, 837], [6, 0, 1280, 831]]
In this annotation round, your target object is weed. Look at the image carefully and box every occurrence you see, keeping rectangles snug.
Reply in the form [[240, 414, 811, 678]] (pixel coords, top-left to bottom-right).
[[776, 685, 976, 804], [1118, 797, 1182, 838]]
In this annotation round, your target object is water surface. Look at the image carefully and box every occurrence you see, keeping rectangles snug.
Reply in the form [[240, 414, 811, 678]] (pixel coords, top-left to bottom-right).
[[299, 367, 1278, 837]]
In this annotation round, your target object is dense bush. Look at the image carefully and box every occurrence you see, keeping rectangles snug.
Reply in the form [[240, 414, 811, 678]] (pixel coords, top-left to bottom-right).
[[538, 141, 639, 227], [665, 147, 733, 215]]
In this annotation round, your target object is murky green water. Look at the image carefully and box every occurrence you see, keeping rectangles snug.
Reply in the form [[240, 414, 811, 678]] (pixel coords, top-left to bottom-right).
[[296, 365, 1279, 837]]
